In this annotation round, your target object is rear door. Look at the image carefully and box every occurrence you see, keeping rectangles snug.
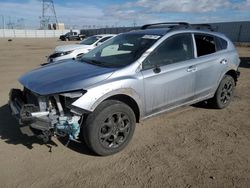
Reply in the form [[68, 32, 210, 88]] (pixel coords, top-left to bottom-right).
[[142, 33, 196, 116], [192, 34, 229, 98]]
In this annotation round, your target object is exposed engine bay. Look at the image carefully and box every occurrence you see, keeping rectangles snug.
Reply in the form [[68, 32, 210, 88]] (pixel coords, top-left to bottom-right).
[[9, 88, 85, 143]]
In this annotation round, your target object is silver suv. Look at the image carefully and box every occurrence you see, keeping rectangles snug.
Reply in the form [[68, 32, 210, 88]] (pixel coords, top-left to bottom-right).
[[9, 23, 240, 155]]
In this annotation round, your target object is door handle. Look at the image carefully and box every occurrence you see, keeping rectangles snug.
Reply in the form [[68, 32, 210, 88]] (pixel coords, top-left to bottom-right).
[[220, 59, 228, 64], [187, 65, 197, 72]]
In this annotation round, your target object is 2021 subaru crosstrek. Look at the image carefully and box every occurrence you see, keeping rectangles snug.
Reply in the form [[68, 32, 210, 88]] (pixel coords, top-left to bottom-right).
[[9, 23, 240, 155]]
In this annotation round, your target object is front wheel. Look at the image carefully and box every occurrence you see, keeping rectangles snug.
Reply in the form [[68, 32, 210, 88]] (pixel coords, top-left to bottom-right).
[[82, 100, 136, 156], [210, 75, 235, 109]]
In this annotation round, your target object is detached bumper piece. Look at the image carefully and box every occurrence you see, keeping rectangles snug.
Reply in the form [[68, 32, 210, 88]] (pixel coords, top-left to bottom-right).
[[9, 89, 51, 139], [236, 70, 240, 78]]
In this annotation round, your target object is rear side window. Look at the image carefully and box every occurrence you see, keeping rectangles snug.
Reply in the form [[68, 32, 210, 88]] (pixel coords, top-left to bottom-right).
[[194, 34, 216, 57], [215, 37, 228, 51]]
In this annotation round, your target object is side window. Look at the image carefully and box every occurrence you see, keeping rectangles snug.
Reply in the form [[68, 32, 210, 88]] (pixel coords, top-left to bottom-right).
[[194, 34, 216, 57], [215, 37, 228, 51], [99, 36, 112, 43], [143, 33, 194, 70]]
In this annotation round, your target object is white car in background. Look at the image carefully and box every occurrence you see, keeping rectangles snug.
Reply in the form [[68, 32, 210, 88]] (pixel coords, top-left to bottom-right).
[[47, 34, 116, 63]]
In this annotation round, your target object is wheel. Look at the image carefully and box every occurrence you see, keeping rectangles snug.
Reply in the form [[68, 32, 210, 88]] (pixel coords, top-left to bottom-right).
[[82, 100, 136, 156], [210, 75, 235, 109]]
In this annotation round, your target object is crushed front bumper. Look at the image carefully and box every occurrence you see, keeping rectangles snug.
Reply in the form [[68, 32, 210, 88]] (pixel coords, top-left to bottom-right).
[[8, 89, 50, 137]]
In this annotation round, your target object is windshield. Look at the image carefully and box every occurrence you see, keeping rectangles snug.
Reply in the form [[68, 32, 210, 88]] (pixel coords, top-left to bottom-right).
[[81, 33, 162, 68], [80, 36, 101, 45]]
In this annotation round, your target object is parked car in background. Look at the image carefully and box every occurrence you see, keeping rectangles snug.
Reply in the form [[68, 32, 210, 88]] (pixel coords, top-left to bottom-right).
[[9, 23, 240, 156], [48, 34, 116, 63], [59, 31, 85, 41]]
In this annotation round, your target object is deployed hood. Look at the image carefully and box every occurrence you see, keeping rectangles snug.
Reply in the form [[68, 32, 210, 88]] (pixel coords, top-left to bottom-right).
[[55, 44, 90, 52], [19, 60, 117, 95]]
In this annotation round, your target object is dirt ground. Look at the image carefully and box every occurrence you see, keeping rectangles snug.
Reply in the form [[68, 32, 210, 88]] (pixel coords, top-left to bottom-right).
[[0, 38, 249, 188]]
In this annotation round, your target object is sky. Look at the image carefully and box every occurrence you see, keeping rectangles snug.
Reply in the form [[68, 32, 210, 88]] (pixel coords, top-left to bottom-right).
[[0, 0, 249, 29]]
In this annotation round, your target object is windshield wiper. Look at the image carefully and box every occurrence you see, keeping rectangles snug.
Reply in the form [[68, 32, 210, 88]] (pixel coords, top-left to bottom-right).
[[81, 57, 94, 64], [81, 58, 110, 67]]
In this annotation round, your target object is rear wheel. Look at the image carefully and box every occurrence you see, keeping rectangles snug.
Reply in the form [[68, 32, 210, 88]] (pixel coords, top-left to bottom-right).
[[210, 75, 235, 109], [82, 100, 136, 156]]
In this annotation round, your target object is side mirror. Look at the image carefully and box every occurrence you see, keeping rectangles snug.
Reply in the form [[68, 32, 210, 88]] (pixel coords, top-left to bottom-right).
[[76, 56, 82, 60], [74, 54, 84, 61]]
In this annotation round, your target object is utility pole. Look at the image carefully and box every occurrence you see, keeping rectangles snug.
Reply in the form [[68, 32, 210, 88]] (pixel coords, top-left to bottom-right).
[[133, 19, 137, 28], [1, 15, 5, 37], [40, 0, 58, 30], [1, 15, 5, 29], [7, 16, 15, 29]]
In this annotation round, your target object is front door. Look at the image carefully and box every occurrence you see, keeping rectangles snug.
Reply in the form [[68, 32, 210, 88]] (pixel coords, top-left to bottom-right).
[[142, 33, 196, 116]]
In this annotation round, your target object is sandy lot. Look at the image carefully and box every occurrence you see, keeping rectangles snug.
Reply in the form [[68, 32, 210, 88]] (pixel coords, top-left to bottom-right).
[[0, 38, 249, 188]]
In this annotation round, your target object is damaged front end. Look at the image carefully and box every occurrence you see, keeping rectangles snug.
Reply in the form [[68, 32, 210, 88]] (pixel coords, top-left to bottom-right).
[[9, 88, 87, 143]]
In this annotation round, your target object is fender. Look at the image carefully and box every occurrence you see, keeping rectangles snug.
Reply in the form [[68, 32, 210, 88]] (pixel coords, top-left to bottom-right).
[[72, 86, 145, 117]]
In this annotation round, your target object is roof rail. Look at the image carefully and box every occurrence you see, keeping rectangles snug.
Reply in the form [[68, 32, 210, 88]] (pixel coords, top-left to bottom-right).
[[141, 22, 190, 30], [190, 24, 214, 31], [141, 22, 215, 32]]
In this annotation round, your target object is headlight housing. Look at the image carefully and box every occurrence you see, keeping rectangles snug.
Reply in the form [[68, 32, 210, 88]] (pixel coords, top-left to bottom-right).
[[59, 90, 88, 115], [59, 90, 87, 98], [60, 50, 74, 56]]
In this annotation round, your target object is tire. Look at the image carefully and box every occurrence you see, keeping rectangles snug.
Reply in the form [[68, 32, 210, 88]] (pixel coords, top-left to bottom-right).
[[82, 100, 136, 156], [210, 75, 235, 109]]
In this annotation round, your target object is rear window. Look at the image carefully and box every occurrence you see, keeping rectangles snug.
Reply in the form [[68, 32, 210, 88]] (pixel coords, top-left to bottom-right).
[[194, 34, 216, 57]]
